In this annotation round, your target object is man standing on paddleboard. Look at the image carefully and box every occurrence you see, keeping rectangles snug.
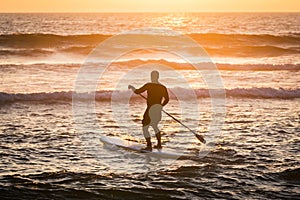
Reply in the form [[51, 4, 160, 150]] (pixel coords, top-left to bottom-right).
[[128, 70, 169, 151]]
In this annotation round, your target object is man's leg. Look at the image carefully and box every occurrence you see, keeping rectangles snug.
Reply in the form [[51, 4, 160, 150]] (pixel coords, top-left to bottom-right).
[[142, 125, 152, 151], [142, 108, 152, 151], [149, 104, 163, 149], [152, 124, 162, 149]]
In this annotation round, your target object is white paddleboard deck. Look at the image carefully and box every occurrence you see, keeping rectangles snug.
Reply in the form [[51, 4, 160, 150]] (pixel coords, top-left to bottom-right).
[[100, 136, 184, 159]]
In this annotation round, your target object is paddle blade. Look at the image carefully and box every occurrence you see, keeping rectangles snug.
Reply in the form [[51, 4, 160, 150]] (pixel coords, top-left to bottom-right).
[[195, 134, 206, 144]]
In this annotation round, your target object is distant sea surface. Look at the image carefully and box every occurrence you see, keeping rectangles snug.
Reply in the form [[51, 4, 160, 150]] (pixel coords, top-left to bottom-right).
[[0, 13, 299, 199]]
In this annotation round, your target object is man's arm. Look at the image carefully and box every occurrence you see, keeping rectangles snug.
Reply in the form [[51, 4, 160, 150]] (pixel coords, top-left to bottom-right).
[[161, 87, 169, 106], [128, 84, 148, 94]]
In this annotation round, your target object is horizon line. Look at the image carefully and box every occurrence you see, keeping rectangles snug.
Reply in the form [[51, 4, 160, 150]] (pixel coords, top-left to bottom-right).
[[0, 11, 300, 14]]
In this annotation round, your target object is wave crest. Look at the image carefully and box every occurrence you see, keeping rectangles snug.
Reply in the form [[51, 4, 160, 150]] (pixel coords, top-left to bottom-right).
[[1, 33, 299, 65], [1, 87, 299, 104]]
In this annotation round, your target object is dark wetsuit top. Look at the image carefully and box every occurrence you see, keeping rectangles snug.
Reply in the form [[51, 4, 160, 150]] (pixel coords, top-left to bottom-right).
[[134, 83, 169, 126]]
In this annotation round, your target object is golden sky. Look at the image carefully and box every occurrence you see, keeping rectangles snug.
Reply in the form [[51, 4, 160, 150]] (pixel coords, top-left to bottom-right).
[[1, 0, 300, 12]]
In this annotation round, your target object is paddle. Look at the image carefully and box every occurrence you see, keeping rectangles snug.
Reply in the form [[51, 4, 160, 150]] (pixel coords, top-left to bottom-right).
[[133, 92, 206, 144]]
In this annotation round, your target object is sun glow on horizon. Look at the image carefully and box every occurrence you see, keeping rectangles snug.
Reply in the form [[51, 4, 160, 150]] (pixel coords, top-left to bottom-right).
[[1, 0, 300, 13]]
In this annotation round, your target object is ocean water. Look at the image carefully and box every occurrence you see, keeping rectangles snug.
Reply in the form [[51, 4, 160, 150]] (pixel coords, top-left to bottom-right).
[[0, 13, 299, 199]]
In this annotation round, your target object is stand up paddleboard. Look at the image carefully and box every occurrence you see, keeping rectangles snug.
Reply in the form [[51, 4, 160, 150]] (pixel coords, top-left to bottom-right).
[[100, 136, 184, 159]]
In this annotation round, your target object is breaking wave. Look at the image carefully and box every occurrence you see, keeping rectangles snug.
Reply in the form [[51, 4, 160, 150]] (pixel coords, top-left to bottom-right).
[[1, 33, 300, 47], [1, 87, 299, 104], [1, 33, 300, 58]]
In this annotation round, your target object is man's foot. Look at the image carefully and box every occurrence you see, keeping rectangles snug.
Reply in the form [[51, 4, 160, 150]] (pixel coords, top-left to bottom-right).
[[153, 144, 162, 149], [141, 137, 152, 152], [154, 131, 162, 149], [141, 146, 152, 152]]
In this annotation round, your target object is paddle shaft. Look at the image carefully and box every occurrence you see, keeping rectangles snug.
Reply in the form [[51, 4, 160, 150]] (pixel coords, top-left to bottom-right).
[[162, 110, 197, 135], [135, 92, 205, 143]]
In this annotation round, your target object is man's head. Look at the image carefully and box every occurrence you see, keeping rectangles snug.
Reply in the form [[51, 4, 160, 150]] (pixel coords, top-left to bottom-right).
[[151, 70, 159, 83]]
